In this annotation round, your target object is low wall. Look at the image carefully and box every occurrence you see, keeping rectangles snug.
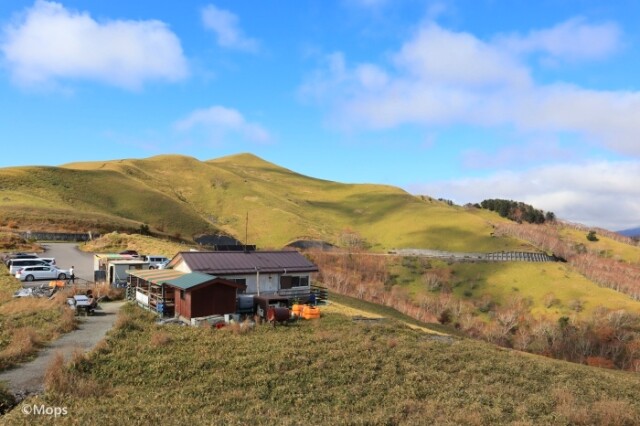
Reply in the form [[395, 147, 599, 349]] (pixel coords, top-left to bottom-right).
[[19, 232, 100, 242]]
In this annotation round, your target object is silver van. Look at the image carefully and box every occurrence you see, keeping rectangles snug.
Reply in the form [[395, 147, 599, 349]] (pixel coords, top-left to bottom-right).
[[9, 259, 50, 275], [146, 256, 170, 269]]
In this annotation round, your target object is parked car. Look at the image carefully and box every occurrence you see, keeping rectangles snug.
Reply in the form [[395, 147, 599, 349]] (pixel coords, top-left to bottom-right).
[[4, 253, 39, 266], [145, 255, 169, 269], [9, 259, 51, 275], [119, 250, 139, 257], [15, 265, 70, 282]]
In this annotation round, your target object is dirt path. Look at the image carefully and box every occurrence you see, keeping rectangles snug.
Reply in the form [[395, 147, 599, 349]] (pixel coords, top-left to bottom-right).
[[0, 301, 124, 398], [324, 301, 450, 336]]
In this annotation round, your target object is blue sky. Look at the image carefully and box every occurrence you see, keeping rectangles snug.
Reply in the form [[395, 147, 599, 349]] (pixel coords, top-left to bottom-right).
[[1, 1, 639, 231]]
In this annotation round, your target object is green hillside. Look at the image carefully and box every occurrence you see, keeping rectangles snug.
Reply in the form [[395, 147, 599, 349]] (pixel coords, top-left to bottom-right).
[[0, 153, 527, 251], [0, 164, 216, 237]]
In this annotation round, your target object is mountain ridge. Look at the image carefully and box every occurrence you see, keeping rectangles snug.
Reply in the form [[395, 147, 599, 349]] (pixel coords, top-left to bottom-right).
[[1, 153, 526, 251], [619, 227, 640, 238]]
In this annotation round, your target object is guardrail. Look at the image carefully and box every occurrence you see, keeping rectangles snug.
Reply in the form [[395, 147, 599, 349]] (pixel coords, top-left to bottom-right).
[[390, 249, 559, 263]]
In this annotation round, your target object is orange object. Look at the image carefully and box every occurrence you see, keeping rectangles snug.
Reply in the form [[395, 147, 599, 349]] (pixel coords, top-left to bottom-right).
[[291, 304, 304, 317], [302, 305, 320, 320], [49, 280, 66, 288]]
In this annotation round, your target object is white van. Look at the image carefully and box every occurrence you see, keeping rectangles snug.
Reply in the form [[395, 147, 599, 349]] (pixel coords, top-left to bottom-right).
[[9, 259, 50, 275], [145, 255, 170, 269]]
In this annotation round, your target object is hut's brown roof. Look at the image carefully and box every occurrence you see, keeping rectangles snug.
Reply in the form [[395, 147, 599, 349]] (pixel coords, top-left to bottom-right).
[[171, 251, 319, 275]]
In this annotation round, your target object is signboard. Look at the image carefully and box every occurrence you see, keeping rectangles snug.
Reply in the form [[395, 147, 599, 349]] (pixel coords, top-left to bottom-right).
[[136, 291, 149, 306]]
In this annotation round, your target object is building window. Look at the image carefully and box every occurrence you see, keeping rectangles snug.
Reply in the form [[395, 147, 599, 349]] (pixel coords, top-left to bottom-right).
[[230, 278, 246, 294], [180, 290, 185, 300], [281, 276, 309, 288]]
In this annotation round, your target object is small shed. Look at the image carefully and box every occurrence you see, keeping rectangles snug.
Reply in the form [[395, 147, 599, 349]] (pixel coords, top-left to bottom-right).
[[127, 269, 186, 316], [164, 272, 246, 322]]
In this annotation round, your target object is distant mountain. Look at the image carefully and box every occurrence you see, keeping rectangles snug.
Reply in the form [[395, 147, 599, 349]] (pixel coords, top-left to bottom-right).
[[0, 153, 527, 251], [618, 227, 640, 238]]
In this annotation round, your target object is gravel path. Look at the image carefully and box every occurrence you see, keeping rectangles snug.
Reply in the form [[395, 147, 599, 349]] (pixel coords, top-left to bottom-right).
[[0, 301, 124, 398]]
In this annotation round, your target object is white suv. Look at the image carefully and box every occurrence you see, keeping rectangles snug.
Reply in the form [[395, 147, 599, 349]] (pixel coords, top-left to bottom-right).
[[16, 265, 70, 282], [9, 259, 51, 275], [146, 256, 169, 269]]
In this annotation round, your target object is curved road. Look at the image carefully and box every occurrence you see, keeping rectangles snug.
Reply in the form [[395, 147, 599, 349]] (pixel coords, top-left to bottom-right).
[[1, 243, 123, 398], [0, 301, 124, 396]]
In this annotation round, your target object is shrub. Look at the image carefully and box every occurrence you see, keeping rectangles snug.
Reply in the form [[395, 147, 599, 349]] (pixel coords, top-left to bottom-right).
[[0, 327, 40, 362], [543, 292, 559, 308], [93, 283, 125, 301], [57, 305, 78, 333], [44, 351, 102, 398], [438, 309, 452, 325], [592, 400, 636, 426], [586, 356, 615, 369], [114, 312, 143, 333], [568, 299, 584, 312], [150, 330, 172, 347], [0, 383, 16, 415], [44, 352, 68, 394]]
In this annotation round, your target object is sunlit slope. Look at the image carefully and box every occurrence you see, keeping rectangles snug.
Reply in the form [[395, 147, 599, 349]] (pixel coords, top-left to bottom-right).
[[3, 153, 527, 250], [559, 226, 640, 264], [0, 165, 216, 236], [206, 154, 526, 250]]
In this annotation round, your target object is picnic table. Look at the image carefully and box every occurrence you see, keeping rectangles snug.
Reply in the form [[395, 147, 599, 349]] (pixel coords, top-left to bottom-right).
[[67, 295, 98, 316]]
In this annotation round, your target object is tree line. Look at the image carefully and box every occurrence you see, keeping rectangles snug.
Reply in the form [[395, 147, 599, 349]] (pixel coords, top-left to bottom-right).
[[479, 199, 554, 224]]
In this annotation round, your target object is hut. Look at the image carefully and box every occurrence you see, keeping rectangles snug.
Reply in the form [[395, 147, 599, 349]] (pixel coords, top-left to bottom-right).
[[165, 273, 246, 322], [127, 269, 246, 323]]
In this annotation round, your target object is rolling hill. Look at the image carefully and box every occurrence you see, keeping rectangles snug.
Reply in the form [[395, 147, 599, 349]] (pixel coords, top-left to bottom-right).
[[0, 153, 528, 252]]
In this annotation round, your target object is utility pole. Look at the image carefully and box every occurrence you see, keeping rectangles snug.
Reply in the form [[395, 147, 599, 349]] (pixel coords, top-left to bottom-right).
[[245, 211, 249, 252]]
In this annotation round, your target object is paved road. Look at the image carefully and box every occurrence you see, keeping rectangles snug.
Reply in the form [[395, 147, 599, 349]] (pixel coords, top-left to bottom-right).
[[42, 242, 94, 282], [17, 242, 94, 288], [0, 301, 124, 397]]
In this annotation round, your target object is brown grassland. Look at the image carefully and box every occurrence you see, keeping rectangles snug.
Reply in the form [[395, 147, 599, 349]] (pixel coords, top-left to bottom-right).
[[2, 300, 639, 425]]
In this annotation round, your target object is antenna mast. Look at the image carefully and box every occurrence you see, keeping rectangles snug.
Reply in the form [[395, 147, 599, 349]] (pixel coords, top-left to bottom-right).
[[245, 211, 249, 252]]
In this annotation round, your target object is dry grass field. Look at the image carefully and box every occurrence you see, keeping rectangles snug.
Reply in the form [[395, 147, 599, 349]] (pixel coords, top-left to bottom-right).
[[2, 299, 639, 424]]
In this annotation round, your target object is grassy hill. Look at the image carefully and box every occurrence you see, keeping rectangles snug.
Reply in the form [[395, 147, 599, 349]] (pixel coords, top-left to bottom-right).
[[0, 164, 216, 237], [3, 298, 640, 424], [387, 256, 640, 318], [0, 153, 528, 252], [558, 226, 640, 264]]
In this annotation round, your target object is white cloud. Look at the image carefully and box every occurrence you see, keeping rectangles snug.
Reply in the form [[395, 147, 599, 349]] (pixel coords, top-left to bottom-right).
[[175, 105, 270, 144], [394, 23, 531, 89], [411, 161, 640, 231], [301, 19, 640, 156], [201, 4, 258, 52], [496, 17, 621, 62], [0, 1, 188, 90]]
